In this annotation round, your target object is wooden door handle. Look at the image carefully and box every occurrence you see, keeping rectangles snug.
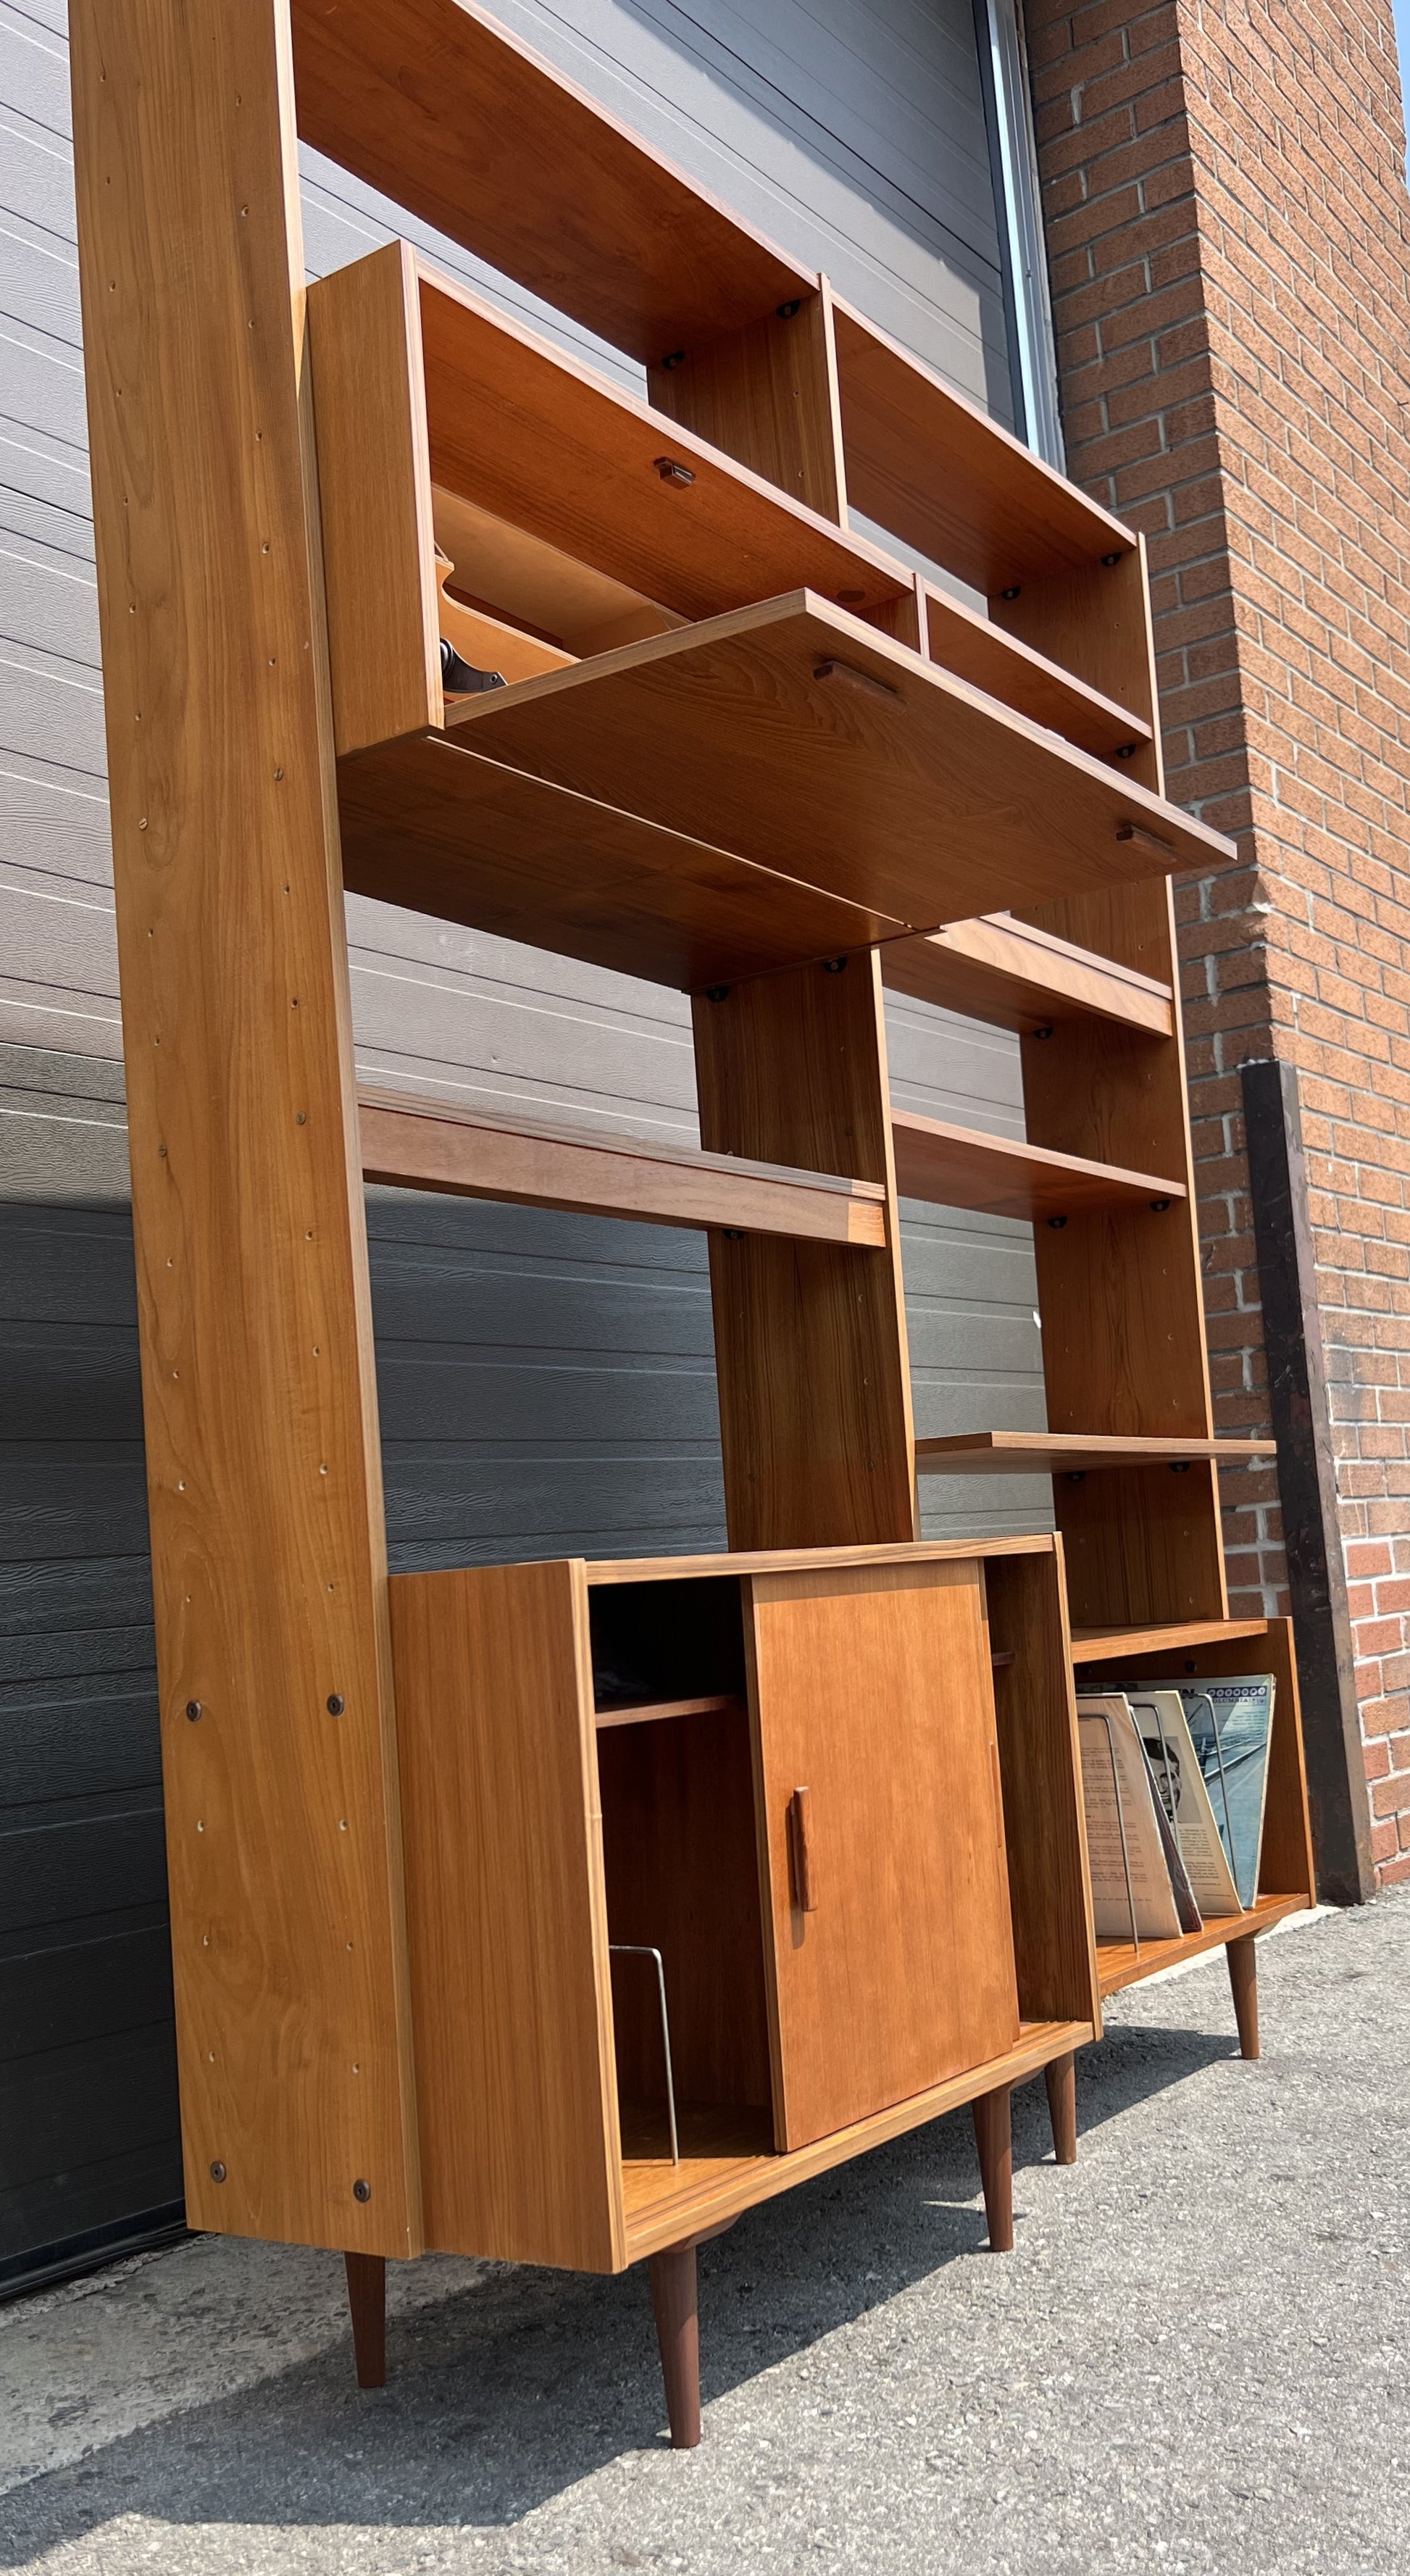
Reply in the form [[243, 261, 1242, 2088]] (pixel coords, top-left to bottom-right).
[[788, 1786, 817, 1913]]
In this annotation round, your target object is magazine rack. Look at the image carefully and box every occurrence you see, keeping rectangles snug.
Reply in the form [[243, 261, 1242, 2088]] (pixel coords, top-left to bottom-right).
[[70, 0, 1314, 2449]]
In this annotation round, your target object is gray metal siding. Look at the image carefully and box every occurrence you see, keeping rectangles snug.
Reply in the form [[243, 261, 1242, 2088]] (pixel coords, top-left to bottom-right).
[[0, 0, 1047, 2285]]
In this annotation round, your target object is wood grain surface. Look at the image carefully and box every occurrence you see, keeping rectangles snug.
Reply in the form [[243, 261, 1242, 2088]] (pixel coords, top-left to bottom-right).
[[830, 292, 1132, 590], [920, 581, 1151, 759], [1056, 1462, 1228, 1630], [391, 1561, 625, 2271], [417, 262, 904, 623], [618, 2017, 1094, 2256], [990, 542, 1164, 794], [882, 912, 1174, 1038], [356, 1087, 888, 1246], [290, 0, 814, 360], [70, 0, 422, 2257], [916, 1433, 1274, 1475], [693, 953, 917, 1550], [983, 1547, 1100, 2027], [441, 594, 1238, 930], [598, 1702, 773, 2121], [1069, 1614, 1272, 1663], [587, 1535, 1056, 1585], [650, 285, 847, 520], [1093, 1893, 1308, 1998], [306, 241, 441, 755], [336, 730, 908, 991], [744, 1561, 1020, 2149]]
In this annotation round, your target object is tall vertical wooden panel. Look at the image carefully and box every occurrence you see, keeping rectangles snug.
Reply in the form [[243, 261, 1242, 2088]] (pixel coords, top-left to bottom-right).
[[70, 0, 421, 2256], [693, 951, 917, 1549]]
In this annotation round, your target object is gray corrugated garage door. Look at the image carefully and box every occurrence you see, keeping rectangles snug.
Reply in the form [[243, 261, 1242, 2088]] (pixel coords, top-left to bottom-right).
[[0, 0, 1049, 2291]]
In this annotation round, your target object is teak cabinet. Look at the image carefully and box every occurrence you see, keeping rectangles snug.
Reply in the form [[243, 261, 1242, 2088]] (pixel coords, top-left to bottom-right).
[[70, 0, 1316, 2456], [390, 1541, 1096, 2276]]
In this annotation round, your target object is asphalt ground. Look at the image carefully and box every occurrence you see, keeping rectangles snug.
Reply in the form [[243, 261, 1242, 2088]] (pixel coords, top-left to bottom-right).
[[1, 1893, 1406, 2575]]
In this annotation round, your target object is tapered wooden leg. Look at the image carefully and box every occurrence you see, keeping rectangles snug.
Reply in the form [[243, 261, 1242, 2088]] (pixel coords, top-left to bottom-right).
[[1043, 2050, 1077, 2164], [971, 2083, 1014, 2251], [1227, 1933, 1261, 2059], [649, 2240, 701, 2448], [344, 2251, 386, 2389]]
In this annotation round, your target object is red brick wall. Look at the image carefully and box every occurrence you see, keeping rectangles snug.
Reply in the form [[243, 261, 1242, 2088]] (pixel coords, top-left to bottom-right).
[[1023, 0, 1410, 1880]]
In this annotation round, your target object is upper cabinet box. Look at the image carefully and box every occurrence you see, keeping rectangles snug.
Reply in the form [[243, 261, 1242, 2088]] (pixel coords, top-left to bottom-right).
[[306, 244, 1236, 990]]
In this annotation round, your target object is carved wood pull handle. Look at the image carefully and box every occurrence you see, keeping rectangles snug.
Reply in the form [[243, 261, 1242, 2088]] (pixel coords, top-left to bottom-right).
[[788, 1787, 817, 1913]]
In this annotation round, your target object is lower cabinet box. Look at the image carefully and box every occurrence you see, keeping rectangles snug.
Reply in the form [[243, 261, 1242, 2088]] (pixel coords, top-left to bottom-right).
[[388, 1538, 1097, 2274]]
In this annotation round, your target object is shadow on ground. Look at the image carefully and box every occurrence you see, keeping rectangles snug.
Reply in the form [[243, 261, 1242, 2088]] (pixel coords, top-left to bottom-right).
[[0, 2021, 1232, 2559]]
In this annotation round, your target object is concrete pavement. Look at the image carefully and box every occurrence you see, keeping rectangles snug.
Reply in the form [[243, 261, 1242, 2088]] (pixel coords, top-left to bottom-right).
[[1, 1893, 1406, 2575]]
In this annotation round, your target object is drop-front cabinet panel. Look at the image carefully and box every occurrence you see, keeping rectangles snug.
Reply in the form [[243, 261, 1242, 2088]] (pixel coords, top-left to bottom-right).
[[743, 1560, 1020, 2151]]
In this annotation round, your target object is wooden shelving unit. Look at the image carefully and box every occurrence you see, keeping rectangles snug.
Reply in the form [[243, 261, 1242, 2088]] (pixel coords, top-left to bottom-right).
[[72, 0, 1314, 2458]]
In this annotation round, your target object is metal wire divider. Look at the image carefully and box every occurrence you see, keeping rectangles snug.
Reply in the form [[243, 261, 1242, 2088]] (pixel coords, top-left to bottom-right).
[[609, 1943, 680, 2164]]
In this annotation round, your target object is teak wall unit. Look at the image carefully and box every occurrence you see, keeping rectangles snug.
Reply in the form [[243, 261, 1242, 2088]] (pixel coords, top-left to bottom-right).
[[71, 0, 1314, 2451]]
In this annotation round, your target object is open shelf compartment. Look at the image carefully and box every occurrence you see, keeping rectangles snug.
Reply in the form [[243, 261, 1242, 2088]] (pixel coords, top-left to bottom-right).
[[1071, 1614, 1316, 1996]]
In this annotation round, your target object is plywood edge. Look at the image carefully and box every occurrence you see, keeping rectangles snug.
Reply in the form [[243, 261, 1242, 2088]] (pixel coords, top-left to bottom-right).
[[917, 1435, 1277, 1474], [1070, 1615, 1271, 1664], [586, 1535, 1057, 1583]]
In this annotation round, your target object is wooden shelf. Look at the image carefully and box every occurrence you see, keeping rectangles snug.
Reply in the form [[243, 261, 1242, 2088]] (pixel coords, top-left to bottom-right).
[[882, 912, 1175, 1039], [358, 1088, 888, 1246], [1096, 1893, 1309, 1998], [917, 1433, 1275, 1476], [831, 293, 1136, 594], [596, 1693, 743, 1731], [919, 583, 1151, 762], [415, 260, 909, 635], [620, 2017, 1094, 2258], [890, 1110, 1186, 1222], [338, 734, 909, 991], [437, 594, 1235, 927], [1069, 1615, 1272, 1665], [291, 0, 816, 364]]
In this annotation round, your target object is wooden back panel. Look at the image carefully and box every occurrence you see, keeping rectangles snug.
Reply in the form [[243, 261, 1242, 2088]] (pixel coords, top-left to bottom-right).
[[992, 539, 1163, 795], [983, 1546, 1101, 2027], [391, 1562, 625, 2271], [693, 949, 917, 1551], [70, 0, 421, 2258], [597, 1702, 773, 2117], [649, 285, 846, 522], [744, 1560, 1020, 2150]]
